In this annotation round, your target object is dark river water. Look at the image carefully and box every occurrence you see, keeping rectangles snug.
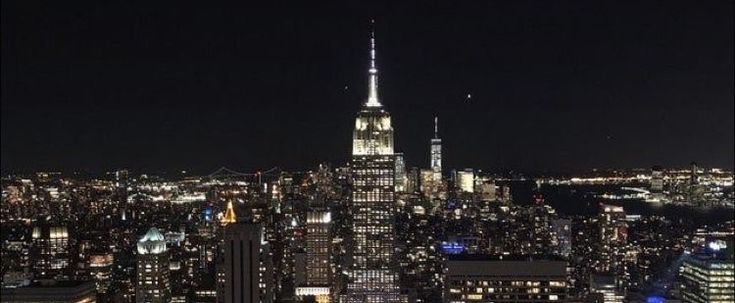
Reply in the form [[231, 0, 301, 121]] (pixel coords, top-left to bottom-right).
[[503, 181, 734, 225]]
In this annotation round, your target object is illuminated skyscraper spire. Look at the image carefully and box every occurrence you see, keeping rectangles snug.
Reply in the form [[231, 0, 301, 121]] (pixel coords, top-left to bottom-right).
[[221, 200, 237, 225], [434, 116, 439, 139], [365, 19, 381, 107]]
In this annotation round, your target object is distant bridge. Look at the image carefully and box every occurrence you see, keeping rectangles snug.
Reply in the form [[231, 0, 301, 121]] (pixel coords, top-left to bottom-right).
[[206, 166, 280, 182]]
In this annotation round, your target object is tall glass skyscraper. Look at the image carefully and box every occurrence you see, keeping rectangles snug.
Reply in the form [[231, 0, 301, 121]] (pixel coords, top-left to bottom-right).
[[342, 24, 406, 303], [430, 116, 442, 183]]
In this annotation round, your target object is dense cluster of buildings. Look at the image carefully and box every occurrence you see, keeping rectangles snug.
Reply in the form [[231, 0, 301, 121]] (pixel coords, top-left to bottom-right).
[[2, 30, 734, 303]]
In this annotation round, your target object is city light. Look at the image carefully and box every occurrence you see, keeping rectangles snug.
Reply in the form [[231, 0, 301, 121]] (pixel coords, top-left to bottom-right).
[[1, 3, 733, 303]]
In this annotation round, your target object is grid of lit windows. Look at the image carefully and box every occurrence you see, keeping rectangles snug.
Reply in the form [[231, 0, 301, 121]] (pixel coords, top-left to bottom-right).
[[680, 254, 735, 303], [344, 104, 404, 302]]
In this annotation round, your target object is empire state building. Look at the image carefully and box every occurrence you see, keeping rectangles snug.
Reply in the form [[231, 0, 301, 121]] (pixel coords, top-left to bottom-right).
[[341, 26, 406, 303]]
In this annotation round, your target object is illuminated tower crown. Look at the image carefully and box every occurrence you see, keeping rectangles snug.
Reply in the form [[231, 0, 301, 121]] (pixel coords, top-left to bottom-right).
[[137, 227, 167, 255], [221, 200, 237, 225], [352, 21, 394, 156]]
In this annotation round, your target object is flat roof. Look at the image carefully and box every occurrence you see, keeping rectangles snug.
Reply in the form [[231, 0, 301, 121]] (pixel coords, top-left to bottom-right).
[[446, 255, 567, 277]]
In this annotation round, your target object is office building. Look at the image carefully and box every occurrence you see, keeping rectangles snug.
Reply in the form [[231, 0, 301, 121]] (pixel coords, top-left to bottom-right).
[[589, 274, 624, 303], [0, 281, 97, 303], [296, 211, 332, 302], [342, 24, 405, 303], [498, 186, 512, 204], [406, 167, 420, 193], [551, 219, 572, 258], [136, 227, 171, 303], [395, 153, 408, 193], [598, 204, 627, 274], [477, 179, 496, 202], [420, 169, 435, 199], [223, 223, 273, 303], [679, 239, 734, 303], [31, 220, 70, 280], [443, 255, 568, 303], [457, 169, 474, 193], [89, 253, 114, 294], [690, 162, 699, 185], [651, 166, 664, 193]]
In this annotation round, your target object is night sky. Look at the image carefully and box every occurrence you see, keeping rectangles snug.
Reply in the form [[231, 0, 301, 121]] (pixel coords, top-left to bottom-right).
[[2, 1, 733, 174]]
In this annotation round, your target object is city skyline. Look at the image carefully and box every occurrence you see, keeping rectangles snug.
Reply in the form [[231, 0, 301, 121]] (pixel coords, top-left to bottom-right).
[[2, 3, 734, 302], [2, 1, 733, 174]]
